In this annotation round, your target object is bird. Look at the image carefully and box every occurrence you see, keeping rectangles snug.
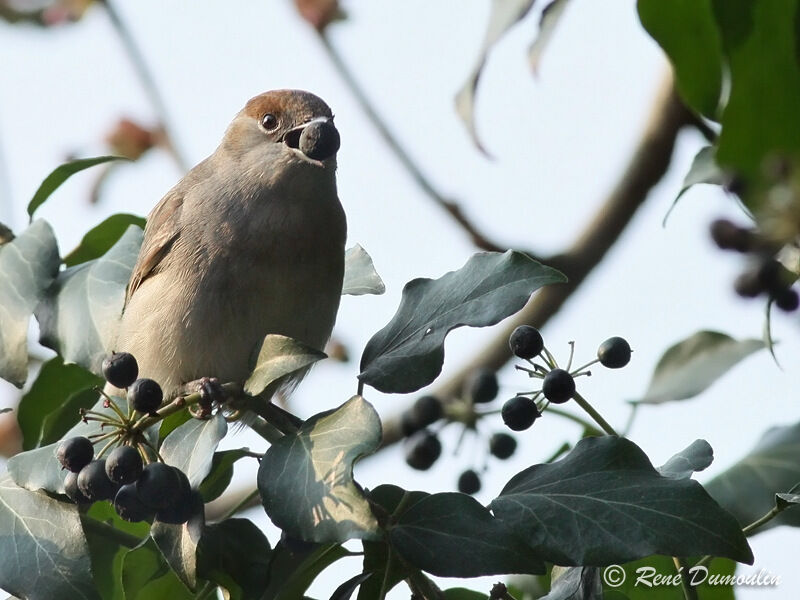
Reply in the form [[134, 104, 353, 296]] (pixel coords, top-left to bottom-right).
[[113, 90, 346, 403]]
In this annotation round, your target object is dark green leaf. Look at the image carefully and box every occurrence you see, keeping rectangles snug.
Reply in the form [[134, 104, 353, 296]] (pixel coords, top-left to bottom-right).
[[490, 436, 753, 565], [705, 421, 800, 530], [390, 492, 545, 577], [0, 473, 99, 600], [258, 396, 381, 542], [264, 543, 351, 600], [633, 330, 764, 404], [663, 146, 727, 226], [198, 449, 250, 503], [329, 572, 372, 600], [64, 213, 146, 267], [120, 538, 194, 600], [160, 412, 227, 488], [150, 495, 205, 591], [17, 356, 102, 450], [27, 156, 127, 220], [528, 0, 572, 75], [0, 219, 59, 387], [542, 566, 601, 600], [775, 492, 800, 510], [35, 225, 143, 376], [342, 244, 385, 296], [658, 439, 714, 480], [637, 0, 724, 117], [359, 251, 565, 393], [244, 334, 327, 396], [197, 518, 271, 599]]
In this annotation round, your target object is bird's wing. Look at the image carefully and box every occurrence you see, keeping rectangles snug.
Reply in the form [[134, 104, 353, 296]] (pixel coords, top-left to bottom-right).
[[125, 190, 184, 305]]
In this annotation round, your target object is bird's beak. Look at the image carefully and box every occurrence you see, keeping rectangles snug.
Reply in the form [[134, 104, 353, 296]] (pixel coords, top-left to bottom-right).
[[283, 117, 340, 163]]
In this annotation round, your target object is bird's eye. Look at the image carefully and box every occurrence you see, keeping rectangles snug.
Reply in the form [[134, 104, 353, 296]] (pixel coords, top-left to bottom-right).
[[261, 113, 279, 131]]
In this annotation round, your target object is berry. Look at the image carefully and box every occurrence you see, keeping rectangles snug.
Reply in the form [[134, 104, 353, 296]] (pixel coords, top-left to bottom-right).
[[114, 484, 154, 522], [404, 430, 442, 471], [56, 436, 94, 473], [102, 352, 139, 388], [64, 471, 91, 504], [501, 397, 540, 431], [775, 287, 799, 312], [77, 459, 118, 502], [457, 469, 482, 495], [709, 219, 751, 252], [734, 269, 763, 298], [509, 325, 544, 359], [299, 120, 340, 161], [411, 395, 443, 427], [400, 411, 422, 438], [136, 462, 181, 509], [155, 468, 194, 524], [467, 369, 499, 404], [597, 337, 632, 369], [542, 369, 575, 404], [489, 432, 517, 460], [128, 378, 163, 414], [105, 445, 144, 485]]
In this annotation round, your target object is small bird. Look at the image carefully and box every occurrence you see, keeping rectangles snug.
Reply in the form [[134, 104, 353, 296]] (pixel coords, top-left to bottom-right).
[[114, 90, 346, 400]]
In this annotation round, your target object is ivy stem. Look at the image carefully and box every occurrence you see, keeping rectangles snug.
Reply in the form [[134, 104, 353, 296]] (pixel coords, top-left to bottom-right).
[[571, 392, 619, 436], [673, 557, 698, 600], [80, 515, 141, 548], [543, 406, 603, 436], [570, 357, 600, 374]]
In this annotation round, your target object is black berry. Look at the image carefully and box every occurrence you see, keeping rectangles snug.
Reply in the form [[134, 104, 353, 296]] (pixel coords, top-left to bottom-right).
[[501, 397, 540, 431], [775, 287, 799, 312], [709, 219, 752, 252], [299, 120, 340, 161], [102, 352, 139, 388], [105, 445, 144, 485], [509, 325, 545, 359], [114, 483, 154, 522], [400, 411, 422, 438], [405, 430, 442, 471], [457, 469, 482, 495], [734, 269, 763, 298], [411, 395, 443, 427], [155, 468, 194, 524], [489, 432, 517, 460], [77, 459, 118, 502], [64, 471, 91, 504], [136, 462, 180, 509], [128, 378, 163, 414], [542, 369, 575, 404], [56, 436, 94, 473], [597, 337, 632, 369], [467, 369, 499, 404]]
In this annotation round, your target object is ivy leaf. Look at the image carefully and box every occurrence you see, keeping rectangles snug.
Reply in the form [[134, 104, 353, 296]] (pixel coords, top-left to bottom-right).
[[342, 244, 385, 296], [244, 334, 327, 397], [0, 473, 99, 600], [329, 572, 373, 600], [541, 566, 601, 600], [150, 495, 205, 591], [528, 0, 572, 75], [160, 412, 228, 488], [263, 543, 352, 600], [63, 213, 146, 267], [35, 225, 143, 376], [258, 396, 381, 543], [633, 330, 764, 404], [120, 538, 194, 600], [390, 492, 545, 577], [27, 156, 128, 221], [657, 439, 714, 480], [198, 449, 251, 503], [490, 436, 753, 566], [775, 492, 800, 511], [0, 219, 60, 387], [359, 251, 565, 393], [663, 146, 728, 226]]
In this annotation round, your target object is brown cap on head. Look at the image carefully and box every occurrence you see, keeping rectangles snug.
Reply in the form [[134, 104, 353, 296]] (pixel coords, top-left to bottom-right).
[[242, 90, 333, 128]]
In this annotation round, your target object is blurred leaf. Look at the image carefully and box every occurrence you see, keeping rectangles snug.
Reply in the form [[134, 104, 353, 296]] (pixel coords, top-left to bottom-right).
[[27, 156, 127, 221], [455, 0, 537, 153], [705, 421, 800, 530], [198, 449, 250, 503], [244, 334, 326, 397], [442, 590, 488, 600], [0, 222, 13, 244], [637, 0, 723, 118], [359, 250, 565, 393], [17, 355, 102, 450], [663, 146, 727, 225], [542, 566, 601, 600], [120, 538, 193, 600], [491, 436, 753, 565], [35, 225, 143, 376], [775, 492, 800, 510], [0, 473, 98, 600], [390, 492, 545, 577], [0, 219, 60, 387], [342, 244, 385, 296], [160, 412, 227, 488], [150, 495, 205, 591], [528, 0, 571, 75], [329, 572, 372, 600], [633, 330, 764, 404], [657, 439, 714, 480], [258, 396, 381, 543], [64, 213, 146, 267]]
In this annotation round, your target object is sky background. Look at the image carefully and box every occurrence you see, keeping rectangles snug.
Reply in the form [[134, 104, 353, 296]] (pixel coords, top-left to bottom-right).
[[1, 0, 798, 597]]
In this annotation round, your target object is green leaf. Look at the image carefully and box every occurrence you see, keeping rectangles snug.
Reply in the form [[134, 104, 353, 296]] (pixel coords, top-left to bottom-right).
[[264, 543, 352, 600], [35, 224, 143, 376], [342, 244, 385, 296], [160, 412, 228, 488], [64, 213, 146, 267], [0, 219, 60, 387], [17, 356, 102, 450], [120, 538, 193, 600], [633, 330, 764, 404], [490, 436, 753, 566], [528, 0, 572, 75], [658, 439, 714, 480], [455, 0, 536, 153], [663, 146, 728, 226], [329, 573, 372, 600], [0, 473, 99, 600], [775, 492, 800, 511], [150, 495, 205, 591], [27, 156, 127, 220], [359, 250, 565, 393], [637, 0, 724, 117], [197, 518, 271, 599], [712, 0, 800, 182], [390, 492, 545, 577], [244, 334, 327, 397], [258, 396, 381, 543], [198, 449, 250, 503], [705, 421, 800, 530]]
